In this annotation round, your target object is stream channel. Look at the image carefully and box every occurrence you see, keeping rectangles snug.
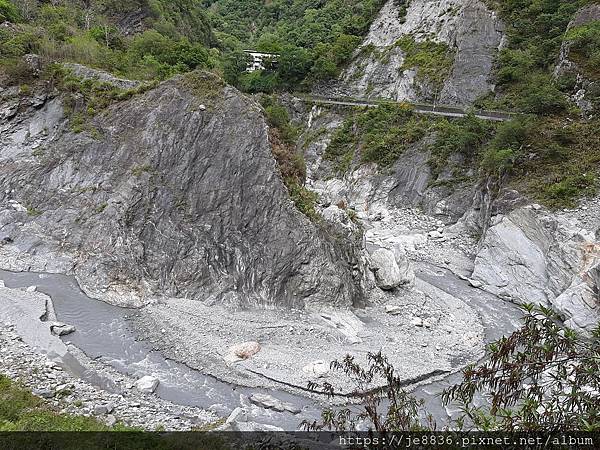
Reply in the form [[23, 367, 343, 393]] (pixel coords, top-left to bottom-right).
[[0, 262, 522, 429]]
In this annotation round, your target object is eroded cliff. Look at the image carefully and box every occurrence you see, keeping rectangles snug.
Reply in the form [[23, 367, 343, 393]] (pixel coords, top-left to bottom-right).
[[0, 71, 363, 308], [327, 0, 504, 105]]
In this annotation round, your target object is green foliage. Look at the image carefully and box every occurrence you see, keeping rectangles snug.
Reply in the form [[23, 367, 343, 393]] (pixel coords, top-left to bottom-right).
[[303, 352, 429, 432], [259, 95, 317, 220], [0, 0, 216, 83], [325, 104, 428, 173], [287, 181, 320, 222], [395, 36, 454, 91], [205, 0, 387, 90], [237, 70, 280, 94], [480, 118, 528, 176], [0, 374, 110, 431], [428, 113, 494, 178], [478, 115, 599, 209], [541, 174, 596, 208], [565, 20, 600, 80], [47, 65, 155, 133], [515, 118, 600, 209], [325, 118, 358, 174], [444, 305, 600, 431], [261, 96, 299, 145], [180, 70, 224, 103], [308, 308, 600, 432], [486, 0, 589, 112], [0, 0, 19, 22]]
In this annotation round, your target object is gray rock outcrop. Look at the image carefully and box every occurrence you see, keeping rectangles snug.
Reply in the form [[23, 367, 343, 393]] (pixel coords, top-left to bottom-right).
[[554, 4, 600, 117], [471, 206, 600, 332], [331, 0, 504, 105], [0, 71, 364, 309]]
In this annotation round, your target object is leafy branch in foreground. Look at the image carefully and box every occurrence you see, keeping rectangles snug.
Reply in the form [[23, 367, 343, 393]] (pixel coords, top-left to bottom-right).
[[305, 306, 600, 432], [302, 352, 434, 432], [443, 304, 600, 432]]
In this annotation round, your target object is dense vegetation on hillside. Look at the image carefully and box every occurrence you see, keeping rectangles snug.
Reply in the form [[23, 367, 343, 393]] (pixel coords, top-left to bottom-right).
[[0, 0, 386, 90], [479, 0, 593, 113], [207, 0, 386, 91], [0, 0, 217, 81], [479, 0, 600, 208], [320, 0, 600, 209]]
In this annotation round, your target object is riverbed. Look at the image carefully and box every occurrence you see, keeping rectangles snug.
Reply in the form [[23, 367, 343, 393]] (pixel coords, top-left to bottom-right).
[[0, 263, 522, 430]]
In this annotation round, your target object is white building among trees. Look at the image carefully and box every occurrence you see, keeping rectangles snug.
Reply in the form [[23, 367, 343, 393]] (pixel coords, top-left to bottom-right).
[[244, 50, 279, 72]]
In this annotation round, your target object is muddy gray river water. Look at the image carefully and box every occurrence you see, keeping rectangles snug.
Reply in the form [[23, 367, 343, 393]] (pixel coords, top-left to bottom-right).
[[0, 263, 522, 429]]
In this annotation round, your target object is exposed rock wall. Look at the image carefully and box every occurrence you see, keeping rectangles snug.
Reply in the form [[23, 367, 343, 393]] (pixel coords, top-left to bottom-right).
[[471, 206, 600, 332], [554, 3, 600, 117], [333, 0, 504, 105], [0, 72, 363, 309]]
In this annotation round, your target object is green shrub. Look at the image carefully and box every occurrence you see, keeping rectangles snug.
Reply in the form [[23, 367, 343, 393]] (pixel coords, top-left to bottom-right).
[[208, 0, 386, 89], [287, 181, 319, 222], [516, 74, 569, 115], [359, 104, 427, 166], [540, 174, 596, 209], [237, 70, 280, 93], [394, 36, 454, 90], [0, 0, 19, 22], [325, 118, 358, 174], [325, 104, 428, 173], [429, 113, 494, 177], [565, 20, 600, 79], [479, 117, 529, 176], [261, 96, 299, 144]]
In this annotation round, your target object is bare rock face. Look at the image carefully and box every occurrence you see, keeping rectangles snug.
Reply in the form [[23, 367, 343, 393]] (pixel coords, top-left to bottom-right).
[[554, 4, 600, 117], [471, 206, 600, 332], [0, 71, 363, 309], [332, 0, 504, 105]]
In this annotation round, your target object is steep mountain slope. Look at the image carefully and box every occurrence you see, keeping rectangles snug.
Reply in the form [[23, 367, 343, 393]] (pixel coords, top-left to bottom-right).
[[330, 0, 504, 104], [291, 0, 600, 331], [0, 70, 363, 308]]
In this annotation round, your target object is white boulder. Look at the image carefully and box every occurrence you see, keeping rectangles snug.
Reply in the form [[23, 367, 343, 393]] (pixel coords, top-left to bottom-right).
[[135, 375, 159, 393], [302, 360, 329, 378], [369, 248, 409, 290]]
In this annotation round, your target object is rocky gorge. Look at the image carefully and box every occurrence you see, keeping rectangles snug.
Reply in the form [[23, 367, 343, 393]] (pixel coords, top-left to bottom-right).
[[0, 0, 599, 434]]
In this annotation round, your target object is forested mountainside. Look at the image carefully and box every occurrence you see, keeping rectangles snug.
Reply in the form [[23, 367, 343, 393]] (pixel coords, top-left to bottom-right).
[[0, 0, 598, 249]]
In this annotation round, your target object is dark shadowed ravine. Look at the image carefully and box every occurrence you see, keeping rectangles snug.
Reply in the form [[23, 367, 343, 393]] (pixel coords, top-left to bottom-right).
[[0, 266, 522, 428]]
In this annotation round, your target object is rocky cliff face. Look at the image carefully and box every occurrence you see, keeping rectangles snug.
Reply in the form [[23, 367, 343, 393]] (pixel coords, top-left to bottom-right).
[[293, 0, 600, 332], [332, 0, 504, 105], [554, 3, 600, 117], [471, 205, 600, 332], [0, 72, 363, 308]]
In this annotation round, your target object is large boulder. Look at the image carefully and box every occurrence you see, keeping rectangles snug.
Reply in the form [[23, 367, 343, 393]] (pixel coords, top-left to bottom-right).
[[369, 248, 404, 290], [135, 375, 159, 394]]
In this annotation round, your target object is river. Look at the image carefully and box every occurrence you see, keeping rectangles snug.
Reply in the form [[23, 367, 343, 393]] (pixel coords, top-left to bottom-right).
[[0, 263, 522, 429]]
